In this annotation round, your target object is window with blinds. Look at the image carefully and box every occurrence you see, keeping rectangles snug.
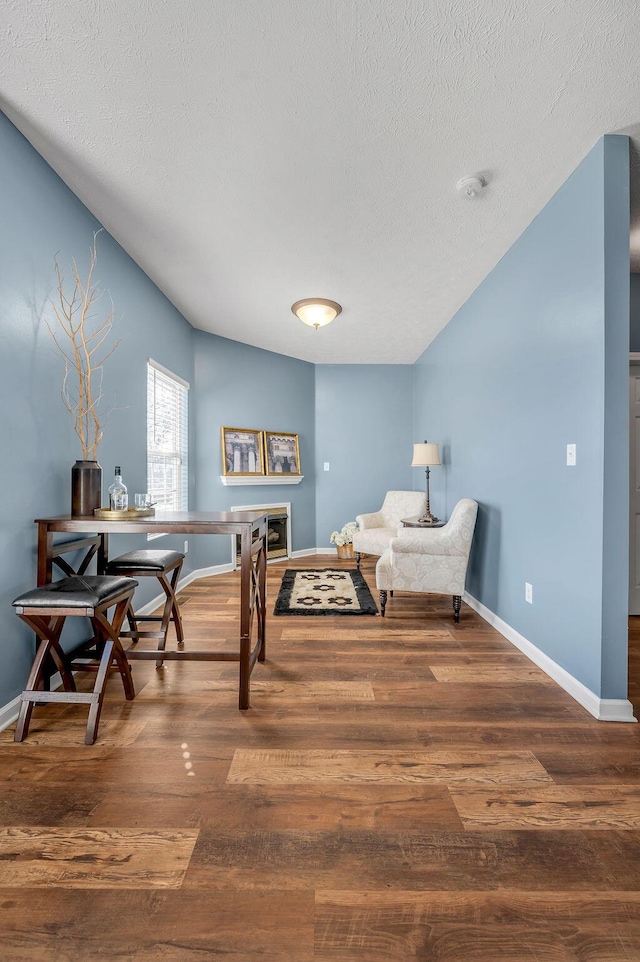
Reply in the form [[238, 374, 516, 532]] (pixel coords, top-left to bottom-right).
[[147, 360, 189, 511]]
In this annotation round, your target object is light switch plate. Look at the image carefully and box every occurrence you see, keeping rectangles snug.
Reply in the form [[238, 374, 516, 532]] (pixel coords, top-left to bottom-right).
[[566, 443, 576, 466]]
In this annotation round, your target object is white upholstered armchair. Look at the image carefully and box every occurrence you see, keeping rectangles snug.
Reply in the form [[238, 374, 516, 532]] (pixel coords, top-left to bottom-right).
[[352, 490, 426, 568], [376, 498, 478, 622]]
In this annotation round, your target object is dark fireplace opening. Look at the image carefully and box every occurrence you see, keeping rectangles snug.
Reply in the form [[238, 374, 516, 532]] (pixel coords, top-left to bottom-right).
[[236, 509, 288, 564]]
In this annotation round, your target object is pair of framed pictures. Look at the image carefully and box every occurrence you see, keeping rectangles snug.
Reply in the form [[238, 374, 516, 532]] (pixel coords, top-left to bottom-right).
[[221, 427, 301, 477]]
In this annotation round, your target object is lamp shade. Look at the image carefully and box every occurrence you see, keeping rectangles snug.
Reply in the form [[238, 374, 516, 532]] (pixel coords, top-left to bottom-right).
[[291, 298, 342, 329], [411, 442, 441, 467]]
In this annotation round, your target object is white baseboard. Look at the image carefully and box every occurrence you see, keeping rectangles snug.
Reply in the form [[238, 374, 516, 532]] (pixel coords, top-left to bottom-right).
[[0, 694, 20, 733], [291, 547, 335, 558], [464, 591, 637, 723]]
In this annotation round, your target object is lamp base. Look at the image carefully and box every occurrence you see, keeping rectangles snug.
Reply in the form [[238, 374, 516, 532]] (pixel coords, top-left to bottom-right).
[[416, 512, 440, 525]]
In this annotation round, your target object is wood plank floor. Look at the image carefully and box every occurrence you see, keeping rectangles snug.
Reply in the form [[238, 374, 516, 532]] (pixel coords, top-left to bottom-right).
[[2, 556, 640, 960]]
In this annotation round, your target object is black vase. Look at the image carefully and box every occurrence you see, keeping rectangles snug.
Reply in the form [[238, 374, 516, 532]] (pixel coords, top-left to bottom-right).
[[71, 460, 102, 517]]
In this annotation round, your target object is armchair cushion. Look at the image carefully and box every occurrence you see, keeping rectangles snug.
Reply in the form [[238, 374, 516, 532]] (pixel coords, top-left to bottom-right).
[[352, 490, 426, 559], [354, 527, 400, 556]]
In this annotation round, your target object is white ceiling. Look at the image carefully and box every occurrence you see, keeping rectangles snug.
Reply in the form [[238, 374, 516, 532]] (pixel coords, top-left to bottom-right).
[[2, 0, 640, 364]]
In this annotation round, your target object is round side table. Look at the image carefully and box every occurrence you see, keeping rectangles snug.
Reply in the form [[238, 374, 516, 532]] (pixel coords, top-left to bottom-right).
[[401, 517, 446, 528]]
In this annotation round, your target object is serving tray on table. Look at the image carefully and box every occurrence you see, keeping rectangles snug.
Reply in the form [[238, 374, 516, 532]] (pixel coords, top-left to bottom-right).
[[93, 507, 155, 520]]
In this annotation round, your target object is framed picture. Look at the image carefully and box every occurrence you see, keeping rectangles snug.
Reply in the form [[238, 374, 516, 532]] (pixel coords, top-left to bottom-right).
[[221, 427, 265, 476], [264, 432, 301, 476]]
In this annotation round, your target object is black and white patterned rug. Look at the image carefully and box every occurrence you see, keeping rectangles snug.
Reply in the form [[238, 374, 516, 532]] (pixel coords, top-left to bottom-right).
[[273, 568, 378, 616]]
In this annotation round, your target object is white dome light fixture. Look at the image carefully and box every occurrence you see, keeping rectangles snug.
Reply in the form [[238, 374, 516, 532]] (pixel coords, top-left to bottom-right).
[[292, 298, 342, 330], [456, 174, 486, 199]]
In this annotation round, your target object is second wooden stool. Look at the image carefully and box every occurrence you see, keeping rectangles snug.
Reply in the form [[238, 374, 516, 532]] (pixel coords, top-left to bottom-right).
[[105, 549, 185, 667]]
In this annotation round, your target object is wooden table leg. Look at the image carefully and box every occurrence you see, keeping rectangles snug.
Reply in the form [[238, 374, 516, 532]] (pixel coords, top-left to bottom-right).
[[257, 526, 267, 663], [238, 525, 251, 710], [37, 524, 53, 587], [98, 533, 109, 574]]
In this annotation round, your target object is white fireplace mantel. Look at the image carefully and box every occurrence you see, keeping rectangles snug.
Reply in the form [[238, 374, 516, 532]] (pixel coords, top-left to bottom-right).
[[220, 475, 304, 486]]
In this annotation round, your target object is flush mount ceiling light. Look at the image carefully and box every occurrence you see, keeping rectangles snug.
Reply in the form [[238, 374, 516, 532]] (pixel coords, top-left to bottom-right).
[[456, 174, 486, 199], [291, 298, 342, 330]]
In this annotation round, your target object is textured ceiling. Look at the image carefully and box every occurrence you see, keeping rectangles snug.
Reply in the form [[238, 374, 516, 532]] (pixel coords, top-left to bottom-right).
[[2, 0, 640, 363]]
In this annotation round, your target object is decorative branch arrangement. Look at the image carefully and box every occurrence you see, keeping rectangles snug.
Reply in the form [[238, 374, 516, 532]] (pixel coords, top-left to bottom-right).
[[46, 232, 119, 461]]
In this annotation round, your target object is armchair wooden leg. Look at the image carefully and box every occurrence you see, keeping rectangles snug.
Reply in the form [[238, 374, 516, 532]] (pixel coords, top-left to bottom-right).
[[453, 595, 462, 623], [356, 552, 361, 570], [379, 590, 387, 616]]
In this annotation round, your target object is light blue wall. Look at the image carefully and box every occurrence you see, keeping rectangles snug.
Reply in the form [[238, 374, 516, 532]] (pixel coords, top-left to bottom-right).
[[413, 135, 630, 700], [0, 112, 194, 706], [315, 365, 413, 547], [192, 331, 316, 568]]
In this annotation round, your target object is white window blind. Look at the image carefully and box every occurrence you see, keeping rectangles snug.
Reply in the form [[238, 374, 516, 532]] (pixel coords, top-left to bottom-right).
[[147, 360, 189, 511]]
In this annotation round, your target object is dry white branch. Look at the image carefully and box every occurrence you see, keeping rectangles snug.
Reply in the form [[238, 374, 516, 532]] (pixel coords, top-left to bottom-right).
[[46, 232, 120, 460]]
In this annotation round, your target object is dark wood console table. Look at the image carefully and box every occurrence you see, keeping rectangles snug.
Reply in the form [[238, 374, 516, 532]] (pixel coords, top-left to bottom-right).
[[34, 511, 267, 710]]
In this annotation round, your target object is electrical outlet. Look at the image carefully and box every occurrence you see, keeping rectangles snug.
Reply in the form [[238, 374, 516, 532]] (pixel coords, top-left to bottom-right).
[[184, 540, 189, 554], [566, 443, 576, 466], [324, 462, 330, 471], [525, 582, 533, 604]]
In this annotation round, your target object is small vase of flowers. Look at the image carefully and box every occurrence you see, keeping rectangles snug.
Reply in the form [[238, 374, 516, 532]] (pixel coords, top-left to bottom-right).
[[330, 521, 359, 559]]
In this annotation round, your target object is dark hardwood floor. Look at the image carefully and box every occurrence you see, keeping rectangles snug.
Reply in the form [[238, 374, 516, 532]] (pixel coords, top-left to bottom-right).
[[2, 557, 640, 960]]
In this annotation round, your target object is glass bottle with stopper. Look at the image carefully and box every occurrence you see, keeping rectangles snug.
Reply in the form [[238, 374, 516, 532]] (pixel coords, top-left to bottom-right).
[[108, 466, 128, 510]]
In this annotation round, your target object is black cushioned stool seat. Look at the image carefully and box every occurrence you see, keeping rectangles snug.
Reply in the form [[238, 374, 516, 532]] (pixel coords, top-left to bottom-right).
[[12, 575, 138, 745], [105, 550, 185, 667]]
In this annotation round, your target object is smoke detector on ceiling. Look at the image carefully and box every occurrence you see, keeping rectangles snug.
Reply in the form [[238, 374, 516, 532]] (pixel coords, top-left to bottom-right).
[[456, 174, 486, 199]]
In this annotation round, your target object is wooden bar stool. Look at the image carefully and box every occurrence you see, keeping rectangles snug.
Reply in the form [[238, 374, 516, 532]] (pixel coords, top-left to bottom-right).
[[105, 549, 185, 667], [12, 575, 138, 745]]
